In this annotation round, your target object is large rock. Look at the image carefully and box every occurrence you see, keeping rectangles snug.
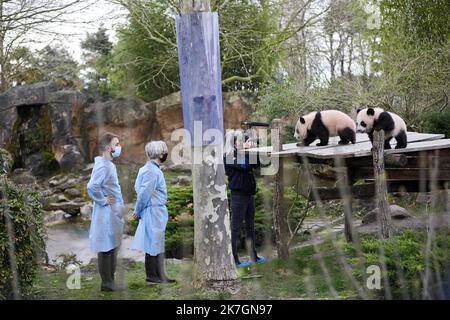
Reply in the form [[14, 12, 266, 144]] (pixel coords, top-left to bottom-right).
[[48, 200, 86, 216], [79, 92, 255, 164], [0, 82, 86, 175], [77, 97, 160, 164], [44, 210, 66, 225], [176, 175, 192, 186], [65, 188, 81, 198], [161, 163, 191, 172], [1, 82, 255, 175], [389, 205, 412, 220], [11, 168, 36, 185], [362, 205, 412, 225], [56, 144, 84, 173]]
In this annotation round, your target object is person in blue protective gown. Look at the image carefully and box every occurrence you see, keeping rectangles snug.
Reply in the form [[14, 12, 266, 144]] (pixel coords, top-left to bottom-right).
[[87, 132, 125, 291], [130, 141, 176, 284]]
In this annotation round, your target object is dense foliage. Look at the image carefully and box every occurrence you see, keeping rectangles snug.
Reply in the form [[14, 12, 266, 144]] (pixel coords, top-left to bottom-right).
[[104, 0, 280, 101], [346, 230, 450, 299], [0, 178, 46, 299]]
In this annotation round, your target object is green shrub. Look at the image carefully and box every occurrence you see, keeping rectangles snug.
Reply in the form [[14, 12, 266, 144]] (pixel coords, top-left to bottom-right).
[[283, 125, 297, 144], [0, 149, 13, 175], [0, 178, 46, 299], [166, 185, 193, 219], [346, 230, 450, 299], [165, 218, 194, 259], [423, 109, 450, 138]]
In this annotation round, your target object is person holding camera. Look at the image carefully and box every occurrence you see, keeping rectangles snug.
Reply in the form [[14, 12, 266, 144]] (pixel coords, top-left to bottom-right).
[[224, 129, 267, 267]]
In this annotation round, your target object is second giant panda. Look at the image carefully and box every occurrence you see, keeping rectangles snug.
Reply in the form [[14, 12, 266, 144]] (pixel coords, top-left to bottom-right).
[[356, 107, 407, 149], [294, 110, 356, 146]]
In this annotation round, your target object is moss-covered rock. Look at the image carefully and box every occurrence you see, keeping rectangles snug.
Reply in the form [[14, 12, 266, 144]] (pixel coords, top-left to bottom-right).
[[7, 105, 60, 177]]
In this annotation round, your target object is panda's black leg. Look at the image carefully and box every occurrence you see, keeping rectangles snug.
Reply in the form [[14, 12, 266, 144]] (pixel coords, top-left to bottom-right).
[[338, 128, 355, 145], [395, 130, 407, 149], [303, 133, 317, 147], [384, 137, 393, 149], [316, 133, 329, 146]]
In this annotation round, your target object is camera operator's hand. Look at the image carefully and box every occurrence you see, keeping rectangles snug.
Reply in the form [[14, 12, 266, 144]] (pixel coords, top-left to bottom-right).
[[244, 140, 256, 149]]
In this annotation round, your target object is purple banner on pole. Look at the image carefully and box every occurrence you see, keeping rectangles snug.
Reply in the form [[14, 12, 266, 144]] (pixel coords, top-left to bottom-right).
[[176, 12, 224, 147]]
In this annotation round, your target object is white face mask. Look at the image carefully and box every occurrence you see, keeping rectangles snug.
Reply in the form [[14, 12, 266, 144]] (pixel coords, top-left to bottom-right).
[[111, 146, 122, 158]]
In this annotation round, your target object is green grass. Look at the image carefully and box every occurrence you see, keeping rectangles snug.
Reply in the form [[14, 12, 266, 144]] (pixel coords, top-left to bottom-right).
[[32, 241, 361, 300], [32, 229, 450, 300]]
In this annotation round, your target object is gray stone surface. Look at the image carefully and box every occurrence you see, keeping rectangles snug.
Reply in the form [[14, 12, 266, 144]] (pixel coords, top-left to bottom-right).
[[11, 168, 36, 185], [65, 188, 81, 198], [177, 175, 192, 186], [389, 205, 412, 220], [362, 205, 412, 225], [0, 82, 86, 174]]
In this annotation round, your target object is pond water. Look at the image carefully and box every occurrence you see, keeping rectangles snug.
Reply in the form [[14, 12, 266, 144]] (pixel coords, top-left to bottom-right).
[[45, 220, 144, 265]]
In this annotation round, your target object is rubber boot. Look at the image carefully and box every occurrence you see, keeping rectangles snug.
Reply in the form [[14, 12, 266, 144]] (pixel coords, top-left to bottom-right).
[[156, 253, 176, 283], [110, 248, 117, 281], [98, 251, 115, 292], [145, 253, 162, 284]]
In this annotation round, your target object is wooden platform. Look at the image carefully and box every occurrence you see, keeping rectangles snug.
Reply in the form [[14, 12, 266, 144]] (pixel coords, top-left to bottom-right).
[[245, 131, 450, 199], [246, 132, 448, 159]]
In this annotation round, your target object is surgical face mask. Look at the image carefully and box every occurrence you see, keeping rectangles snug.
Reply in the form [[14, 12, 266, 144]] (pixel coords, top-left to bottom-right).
[[111, 146, 122, 158], [160, 153, 168, 163]]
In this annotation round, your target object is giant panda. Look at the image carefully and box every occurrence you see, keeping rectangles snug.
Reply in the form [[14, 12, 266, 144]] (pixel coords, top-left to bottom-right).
[[356, 107, 407, 149], [294, 110, 356, 146]]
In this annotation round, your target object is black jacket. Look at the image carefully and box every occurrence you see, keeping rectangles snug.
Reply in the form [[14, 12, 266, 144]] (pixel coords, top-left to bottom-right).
[[224, 149, 260, 195]]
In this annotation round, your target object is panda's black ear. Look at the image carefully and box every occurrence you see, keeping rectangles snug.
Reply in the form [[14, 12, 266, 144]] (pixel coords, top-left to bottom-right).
[[356, 108, 362, 114], [300, 117, 305, 124], [367, 108, 375, 116]]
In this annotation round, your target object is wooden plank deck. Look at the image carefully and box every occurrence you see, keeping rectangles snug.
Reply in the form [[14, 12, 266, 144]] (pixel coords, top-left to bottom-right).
[[245, 132, 446, 159]]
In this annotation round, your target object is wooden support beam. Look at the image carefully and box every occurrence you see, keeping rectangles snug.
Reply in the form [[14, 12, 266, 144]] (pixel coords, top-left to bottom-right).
[[272, 119, 289, 259], [334, 157, 354, 242], [347, 154, 407, 167], [373, 130, 393, 239], [352, 168, 450, 181], [308, 181, 450, 201]]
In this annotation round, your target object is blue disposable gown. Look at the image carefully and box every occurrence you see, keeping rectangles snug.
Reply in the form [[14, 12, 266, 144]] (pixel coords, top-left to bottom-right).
[[130, 160, 169, 256], [87, 156, 125, 253]]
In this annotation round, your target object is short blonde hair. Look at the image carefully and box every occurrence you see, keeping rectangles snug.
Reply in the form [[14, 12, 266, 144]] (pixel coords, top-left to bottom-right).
[[145, 141, 168, 159]]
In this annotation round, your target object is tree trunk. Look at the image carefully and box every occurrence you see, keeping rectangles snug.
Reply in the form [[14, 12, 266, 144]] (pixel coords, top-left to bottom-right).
[[372, 130, 393, 239], [329, 33, 335, 80], [0, 1, 6, 92], [347, 34, 354, 76], [339, 32, 345, 77], [272, 119, 289, 259], [177, 0, 238, 290], [191, 146, 238, 289], [334, 157, 354, 242]]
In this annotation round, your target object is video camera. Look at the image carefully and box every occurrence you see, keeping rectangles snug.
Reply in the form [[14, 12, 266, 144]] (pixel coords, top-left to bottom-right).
[[240, 121, 270, 146]]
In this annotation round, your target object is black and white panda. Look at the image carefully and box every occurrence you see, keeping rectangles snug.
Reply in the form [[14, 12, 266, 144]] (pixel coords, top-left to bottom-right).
[[294, 110, 356, 146], [356, 107, 407, 149]]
